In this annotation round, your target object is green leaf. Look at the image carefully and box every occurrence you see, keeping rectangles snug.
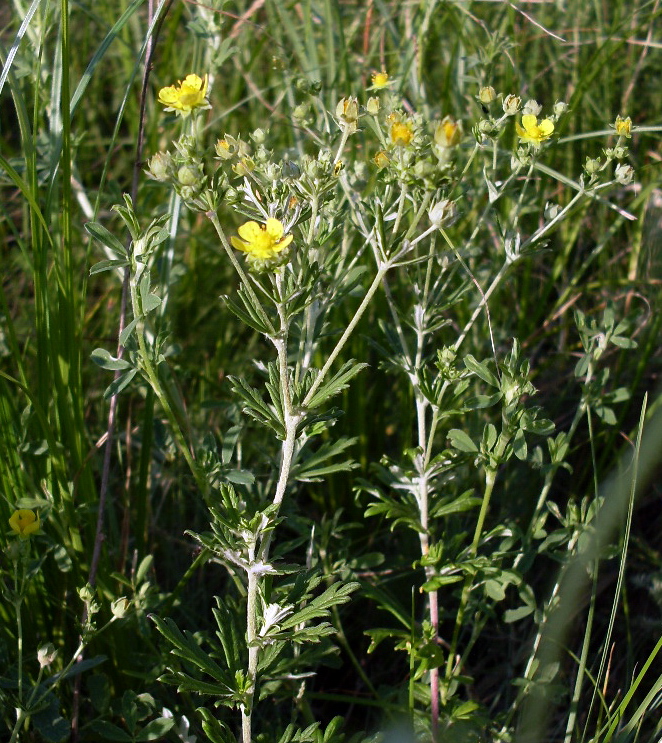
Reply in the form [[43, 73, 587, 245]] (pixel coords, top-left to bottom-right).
[[85, 221, 128, 257], [228, 376, 285, 437], [448, 429, 478, 453], [464, 355, 499, 387], [119, 318, 138, 347], [151, 616, 234, 692], [104, 368, 139, 399], [304, 360, 369, 410], [90, 258, 129, 275], [279, 581, 359, 631], [141, 293, 161, 314], [430, 490, 481, 519], [422, 574, 464, 591], [198, 708, 235, 743], [91, 348, 132, 371], [135, 718, 176, 741], [513, 428, 528, 461], [504, 605, 535, 623], [291, 437, 359, 482], [87, 721, 132, 742]]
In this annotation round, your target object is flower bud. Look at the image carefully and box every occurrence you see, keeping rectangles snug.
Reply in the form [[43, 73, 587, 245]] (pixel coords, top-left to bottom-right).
[[145, 152, 172, 182], [78, 584, 94, 603], [478, 86, 496, 104], [111, 597, 130, 619], [434, 116, 462, 149], [38, 643, 58, 668], [615, 163, 634, 185], [523, 99, 542, 116], [502, 94, 521, 115], [429, 199, 456, 227], [366, 96, 380, 115], [336, 96, 359, 124], [553, 101, 569, 117], [584, 157, 601, 174], [373, 151, 389, 169], [478, 119, 495, 135], [177, 165, 199, 187], [544, 202, 562, 220], [215, 139, 232, 160], [251, 128, 266, 145], [292, 103, 309, 122]]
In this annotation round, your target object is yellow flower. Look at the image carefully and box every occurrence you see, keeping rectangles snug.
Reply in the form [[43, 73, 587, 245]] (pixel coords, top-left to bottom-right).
[[370, 71, 391, 90], [158, 74, 209, 116], [434, 116, 462, 149], [390, 120, 414, 147], [515, 114, 554, 147], [9, 509, 40, 539], [614, 115, 632, 138], [373, 151, 390, 169], [230, 218, 293, 262]]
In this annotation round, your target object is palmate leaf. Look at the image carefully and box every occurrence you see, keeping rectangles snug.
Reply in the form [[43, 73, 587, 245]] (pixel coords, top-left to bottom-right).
[[197, 709, 235, 743], [290, 436, 359, 482], [150, 616, 235, 696], [228, 375, 285, 437], [360, 480, 424, 532], [278, 580, 359, 631], [303, 360, 369, 410]]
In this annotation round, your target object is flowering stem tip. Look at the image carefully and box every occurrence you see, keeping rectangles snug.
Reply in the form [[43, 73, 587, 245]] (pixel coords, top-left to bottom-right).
[[158, 74, 209, 116], [9, 509, 40, 539], [231, 218, 293, 264]]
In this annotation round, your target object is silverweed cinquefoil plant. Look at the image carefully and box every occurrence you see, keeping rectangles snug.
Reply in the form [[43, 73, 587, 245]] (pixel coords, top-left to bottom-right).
[[85, 68, 640, 743]]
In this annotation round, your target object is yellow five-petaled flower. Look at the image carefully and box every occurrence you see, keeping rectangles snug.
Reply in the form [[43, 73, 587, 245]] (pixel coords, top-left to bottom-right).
[[158, 74, 209, 116], [370, 71, 391, 90], [230, 218, 293, 263], [9, 509, 40, 539], [515, 113, 554, 147]]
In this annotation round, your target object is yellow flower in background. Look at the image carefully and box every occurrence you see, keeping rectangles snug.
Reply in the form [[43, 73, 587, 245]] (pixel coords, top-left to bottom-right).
[[9, 509, 40, 539], [158, 74, 209, 116], [370, 70, 392, 90], [614, 115, 632, 138], [390, 120, 414, 147], [231, 218, 293, 262], [515, 114, 554, 147]]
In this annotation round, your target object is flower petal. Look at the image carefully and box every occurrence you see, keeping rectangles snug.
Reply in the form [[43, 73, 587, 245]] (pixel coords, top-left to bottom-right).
[[183, 74, 203, 90], [230, 236, 248, 251], [538, 119, 554, 136], [237, 221, 262, 241], [276, 234, 293, 250], [521, 114, 537, 133], [265, 218, 284, 240]]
